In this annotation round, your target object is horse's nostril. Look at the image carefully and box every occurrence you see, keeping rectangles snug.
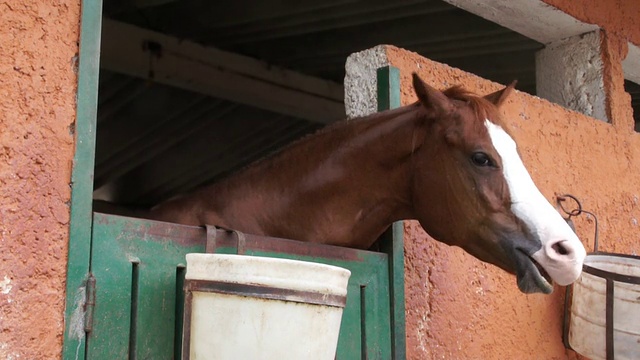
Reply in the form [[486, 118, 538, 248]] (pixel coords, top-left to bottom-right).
[[552, 241, 570, 256]]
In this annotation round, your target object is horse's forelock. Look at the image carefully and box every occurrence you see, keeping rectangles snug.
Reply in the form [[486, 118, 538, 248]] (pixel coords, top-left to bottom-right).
[[443, 85, 511, 135]]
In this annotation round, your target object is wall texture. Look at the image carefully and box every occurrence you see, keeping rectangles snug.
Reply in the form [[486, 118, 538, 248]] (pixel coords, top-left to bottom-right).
[[543, 0, 640, 47], [0, 1, 80, 358], [385, 42, 639, 359], [0, 0, 637, 359]]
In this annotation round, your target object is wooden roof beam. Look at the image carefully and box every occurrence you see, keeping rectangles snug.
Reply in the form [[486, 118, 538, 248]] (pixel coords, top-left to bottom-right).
[[100, 19, 345, 124]]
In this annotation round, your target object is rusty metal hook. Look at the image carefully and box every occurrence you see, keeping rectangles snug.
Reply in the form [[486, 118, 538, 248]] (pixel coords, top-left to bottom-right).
[[557, 194, 599, 253], [205, 224, 247, 254]]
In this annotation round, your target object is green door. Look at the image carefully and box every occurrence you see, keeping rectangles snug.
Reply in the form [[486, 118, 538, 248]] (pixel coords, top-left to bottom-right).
[[60, 0, 406, 353], [86, 213, 405, 359]]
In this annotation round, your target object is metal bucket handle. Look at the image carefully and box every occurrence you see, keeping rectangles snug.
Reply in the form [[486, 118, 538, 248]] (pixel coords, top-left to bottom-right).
[[557, 194, 640, 360]]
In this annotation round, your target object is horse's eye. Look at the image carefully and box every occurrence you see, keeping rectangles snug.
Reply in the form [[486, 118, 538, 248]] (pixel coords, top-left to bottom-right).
[[471, 152, 493, 167]]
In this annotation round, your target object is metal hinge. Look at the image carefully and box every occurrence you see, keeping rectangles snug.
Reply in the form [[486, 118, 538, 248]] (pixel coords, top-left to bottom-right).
[[84, 273, 96, 334]]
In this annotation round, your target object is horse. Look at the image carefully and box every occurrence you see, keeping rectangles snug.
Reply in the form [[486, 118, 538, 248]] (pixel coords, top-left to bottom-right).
[[96, 73, 586, 294]]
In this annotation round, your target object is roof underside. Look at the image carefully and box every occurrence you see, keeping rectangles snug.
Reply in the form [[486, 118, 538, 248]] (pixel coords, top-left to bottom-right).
[[96, 0, 638, 206]]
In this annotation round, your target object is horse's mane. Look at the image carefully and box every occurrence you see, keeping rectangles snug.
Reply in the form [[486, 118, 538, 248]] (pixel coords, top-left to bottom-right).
[[201, 85, 506, 191], [245, 84, 498, 170], [202, 104, 417, 189]]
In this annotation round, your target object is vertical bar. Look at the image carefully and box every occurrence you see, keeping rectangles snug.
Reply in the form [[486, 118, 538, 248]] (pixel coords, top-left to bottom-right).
[[605, 278, 614, 360], [562, 285, 573, 350], [377, 66, 401, 111], [62, 0, 103, 359], [389, 222, 407, 360], [174, 267, 186, 359], [205, 225, 218, 253], [129, 263, 140, 360], [360, 285, 368, 360], [181, 291, 193, 360], [377, 66, 406, 360]]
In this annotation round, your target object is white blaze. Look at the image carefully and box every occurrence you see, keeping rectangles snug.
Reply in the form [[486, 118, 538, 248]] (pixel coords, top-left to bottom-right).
[[485, 120, 586, 286]]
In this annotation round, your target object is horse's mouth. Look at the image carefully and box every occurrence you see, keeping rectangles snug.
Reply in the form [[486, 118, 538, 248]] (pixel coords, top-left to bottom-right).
[[515, 250, 553, 294]]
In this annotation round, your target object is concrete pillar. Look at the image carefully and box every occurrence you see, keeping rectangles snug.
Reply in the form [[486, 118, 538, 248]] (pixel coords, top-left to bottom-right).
[[623, 42, 640, 85], [536, 30, 608, 121], [344, 45, 389, 118], [622, 41, 640, 132]]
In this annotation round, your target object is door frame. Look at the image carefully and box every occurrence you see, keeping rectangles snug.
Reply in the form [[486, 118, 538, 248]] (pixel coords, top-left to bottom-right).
[[61, 3, 405, 358], [62, 1, 103, 359]]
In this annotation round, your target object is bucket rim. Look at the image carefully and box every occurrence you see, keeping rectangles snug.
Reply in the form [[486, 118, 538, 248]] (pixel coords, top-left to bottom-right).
[[583, 251, 640, 284], [184, 253, 351, 297]]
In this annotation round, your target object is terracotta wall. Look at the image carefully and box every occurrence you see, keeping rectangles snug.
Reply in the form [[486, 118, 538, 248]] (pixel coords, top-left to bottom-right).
[[385, 36, 639, 359], [543, 0, 640, 47], [0, 1, 80, 358], [385, 2, 640, 359], [0, 0, 637, 359]]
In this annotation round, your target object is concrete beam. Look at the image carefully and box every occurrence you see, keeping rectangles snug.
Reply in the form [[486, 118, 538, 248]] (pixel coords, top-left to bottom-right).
[[442, 0, 598, 45], [100, 19, 345, 124], [440, 0, 614, 122]]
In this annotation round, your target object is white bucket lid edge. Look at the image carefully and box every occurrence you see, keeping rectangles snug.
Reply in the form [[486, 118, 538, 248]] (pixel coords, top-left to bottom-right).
[[185, 253, 351, 297]]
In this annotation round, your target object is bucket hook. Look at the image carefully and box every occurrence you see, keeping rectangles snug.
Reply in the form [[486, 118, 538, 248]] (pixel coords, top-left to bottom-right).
[[557, 194, 599, 253]]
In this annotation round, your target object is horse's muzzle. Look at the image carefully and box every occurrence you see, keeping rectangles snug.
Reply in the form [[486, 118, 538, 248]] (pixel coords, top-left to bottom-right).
[[514, 249, 554, 294]]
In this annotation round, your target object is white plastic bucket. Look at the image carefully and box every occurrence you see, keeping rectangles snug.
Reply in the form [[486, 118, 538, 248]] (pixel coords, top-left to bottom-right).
[[182, 253, 351, 360], [567, 254, 640, 359]]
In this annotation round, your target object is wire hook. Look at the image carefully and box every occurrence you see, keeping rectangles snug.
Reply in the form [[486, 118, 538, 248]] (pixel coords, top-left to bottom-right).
[[557, 194, 599, 253]]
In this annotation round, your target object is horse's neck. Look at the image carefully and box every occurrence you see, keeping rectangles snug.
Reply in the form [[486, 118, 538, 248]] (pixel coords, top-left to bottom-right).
[[153, 105, 423, 248]]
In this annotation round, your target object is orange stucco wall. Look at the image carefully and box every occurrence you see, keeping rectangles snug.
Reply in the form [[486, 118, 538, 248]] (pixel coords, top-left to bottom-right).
[[387, 2, 640, 358], [543, 0, 640, 47], [0, 1, 80, 358], [386, 40, 639, 359], [0, 0, 637, 358]]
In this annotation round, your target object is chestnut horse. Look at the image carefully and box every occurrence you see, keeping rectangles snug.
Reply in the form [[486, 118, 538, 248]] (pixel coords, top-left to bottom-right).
[[98, 73, 586, 294]]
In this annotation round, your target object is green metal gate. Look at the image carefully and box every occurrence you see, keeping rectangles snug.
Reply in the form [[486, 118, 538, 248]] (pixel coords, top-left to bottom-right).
[[61, 0, 406, 356], [86, 213, 405, 359]]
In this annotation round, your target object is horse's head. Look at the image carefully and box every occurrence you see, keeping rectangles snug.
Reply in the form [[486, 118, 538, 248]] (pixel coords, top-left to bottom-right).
[[410, 73, 586, 294]]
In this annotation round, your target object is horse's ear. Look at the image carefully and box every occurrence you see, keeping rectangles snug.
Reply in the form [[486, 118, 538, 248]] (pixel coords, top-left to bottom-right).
[[484, 80, 517, 107], [412, 73, 452, 117]]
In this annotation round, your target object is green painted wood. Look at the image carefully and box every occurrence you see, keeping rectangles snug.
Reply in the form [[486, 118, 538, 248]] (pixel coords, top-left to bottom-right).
[[88, 214, 204, 360], [377, 66, 401, 111], [377, 65, 407, 360], [389, 221, 407, 359], [337, 282, 363, 358], [135, 261, 179, 357], [361, 258, 393, 360], [87, 213, 394, 359], [62, 1, 103, 359], [87, 220, 134, 360], [378, 222, 407, 360]]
